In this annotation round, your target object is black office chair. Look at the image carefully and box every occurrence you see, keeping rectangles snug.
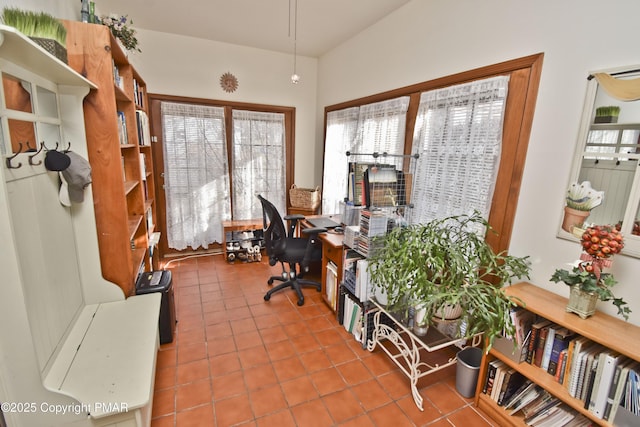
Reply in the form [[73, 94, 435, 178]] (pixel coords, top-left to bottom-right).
[[258, 195, 325, 306]]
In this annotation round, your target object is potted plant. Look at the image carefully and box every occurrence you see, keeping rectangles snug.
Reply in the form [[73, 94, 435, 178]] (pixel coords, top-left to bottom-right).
[[550, 224, 631, 320], [561, 181, 604, 233], [1, 7, 67, 63], [367, 211, 531, 350], [594, 105, 621, 123], [97, 14, 141, 53]]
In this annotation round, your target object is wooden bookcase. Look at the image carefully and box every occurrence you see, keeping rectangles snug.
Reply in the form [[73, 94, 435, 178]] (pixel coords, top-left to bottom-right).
[[63, 20, 158, 296], [475, 282, 640, 426]]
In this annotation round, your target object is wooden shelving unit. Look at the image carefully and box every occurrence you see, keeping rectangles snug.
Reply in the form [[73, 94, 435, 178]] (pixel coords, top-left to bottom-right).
[[475, 282, 640, 426], [63, 20, 158, 296]]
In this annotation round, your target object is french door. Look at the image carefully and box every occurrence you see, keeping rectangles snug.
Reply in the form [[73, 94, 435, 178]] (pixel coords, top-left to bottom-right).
[[149, 95, 295, 256]]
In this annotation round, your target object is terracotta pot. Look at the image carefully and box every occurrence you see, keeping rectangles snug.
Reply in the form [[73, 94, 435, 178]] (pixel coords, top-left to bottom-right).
[[562, 207, 590, 233], [566, 285, 598, 319]]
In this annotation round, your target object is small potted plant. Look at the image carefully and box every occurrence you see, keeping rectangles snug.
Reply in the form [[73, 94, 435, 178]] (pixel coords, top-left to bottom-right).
[[594, 105, 621, 123], [550, 224, 630, 320], [367, 211, 531, 349], [98, 14, 140, 53], [561, 181, 604, 234]]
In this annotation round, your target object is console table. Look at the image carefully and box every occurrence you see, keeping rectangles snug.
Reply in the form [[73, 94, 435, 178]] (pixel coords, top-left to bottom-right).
[[367, 298, 482, 410]]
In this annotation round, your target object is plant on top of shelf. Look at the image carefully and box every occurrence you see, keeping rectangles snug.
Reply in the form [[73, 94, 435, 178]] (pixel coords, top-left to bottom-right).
[[367, 211, 531, 350], [550, 223, 631, 320], [98, 14, 140, 53], [1, 7, 67, 46]]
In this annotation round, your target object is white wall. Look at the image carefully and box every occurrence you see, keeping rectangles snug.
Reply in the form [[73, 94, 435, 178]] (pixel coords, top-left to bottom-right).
[[128, 29, 319, 188], [316, 0, 640, 324]]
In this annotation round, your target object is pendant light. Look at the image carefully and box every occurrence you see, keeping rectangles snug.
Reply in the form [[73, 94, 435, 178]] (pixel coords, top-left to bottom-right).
[[290, 0, 300, 84]]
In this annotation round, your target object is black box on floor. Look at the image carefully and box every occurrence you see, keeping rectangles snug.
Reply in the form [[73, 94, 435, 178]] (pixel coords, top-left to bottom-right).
[[136, 270, 176, 344]]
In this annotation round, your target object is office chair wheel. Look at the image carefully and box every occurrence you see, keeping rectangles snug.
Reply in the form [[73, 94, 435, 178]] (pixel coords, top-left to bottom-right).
[[264, 294, 271, 301], [297, 298, 304, 306], [268, 278, 274, 285]]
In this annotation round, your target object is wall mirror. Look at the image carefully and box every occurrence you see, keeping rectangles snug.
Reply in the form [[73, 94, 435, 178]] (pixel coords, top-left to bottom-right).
[[562, 65, 640, 257]]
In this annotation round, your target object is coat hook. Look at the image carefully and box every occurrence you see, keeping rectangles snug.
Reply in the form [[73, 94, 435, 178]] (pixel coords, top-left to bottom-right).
[[6, 142, 24, 169], [64, 141, 71, 152], [42, 141, 59, 151], [27, 141, 43, 166]]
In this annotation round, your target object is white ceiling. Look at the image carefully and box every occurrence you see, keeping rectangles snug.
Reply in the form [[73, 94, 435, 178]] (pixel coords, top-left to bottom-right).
[[95, 0, 410, 57]]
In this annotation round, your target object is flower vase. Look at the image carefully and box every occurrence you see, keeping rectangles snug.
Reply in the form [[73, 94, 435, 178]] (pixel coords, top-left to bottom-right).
[[566, 285, 598, 319], [561, 207, 590, 233]]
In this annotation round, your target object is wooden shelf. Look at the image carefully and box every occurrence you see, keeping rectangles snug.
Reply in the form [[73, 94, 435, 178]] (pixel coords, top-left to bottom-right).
[[504, 282, 640, 361], [475, 282, 639, 427], [124, 180, 139, 195], [63, 20, 158, 296]]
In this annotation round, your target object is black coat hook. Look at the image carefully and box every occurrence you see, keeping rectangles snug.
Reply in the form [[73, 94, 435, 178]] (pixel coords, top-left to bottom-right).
[[26, 141, 43, 166], [6, 142, 24, 169]]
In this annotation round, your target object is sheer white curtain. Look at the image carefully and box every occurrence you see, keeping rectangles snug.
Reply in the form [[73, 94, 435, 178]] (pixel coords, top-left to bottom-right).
[[232, 110, 286, 219], [161, 102, 230, 250], [409, 76, 510, 226], [322, 98, 410, 213], [322, 107, 359, 214]]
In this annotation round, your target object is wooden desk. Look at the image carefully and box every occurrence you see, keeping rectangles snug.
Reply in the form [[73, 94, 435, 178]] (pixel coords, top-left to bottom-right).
[[319, 231, 345, 312], [300, 215, 344, 313]]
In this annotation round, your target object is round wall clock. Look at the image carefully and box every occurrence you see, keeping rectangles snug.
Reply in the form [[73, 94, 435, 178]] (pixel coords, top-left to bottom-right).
[[220, 72, 239, 93]]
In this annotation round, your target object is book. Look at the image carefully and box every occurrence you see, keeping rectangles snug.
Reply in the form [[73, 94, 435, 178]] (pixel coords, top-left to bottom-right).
[[521, 390, 556, 419], [533, 322, 552, 367], [509, 384, 541, 415], [532, 404, 575, 427], [497, 368, 515, 405], [556, 348, 568, 384], [540, 324, 557, 371], [582, 356, 599, 408], [604, 359, 636, 421], [498, 371, 526, 406], [527, 319, 550, 364], [547, 327, 573, 376], [590, 351, 622, 418], [570, 340, 596, 397], [578, 345, 602, 402], [615, 364, 639, 418], [491, 364, 507, 402], [566, 336, 590, 392], [503, 379, 535, 410], [510, 308, 536, 347], [484, 359, 502, 395]]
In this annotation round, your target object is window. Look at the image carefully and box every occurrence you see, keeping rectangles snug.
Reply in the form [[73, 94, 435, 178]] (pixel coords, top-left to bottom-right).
[[409, 76, 510, 225], [322, 53, 544, 255], [321, 98, 409, 214]]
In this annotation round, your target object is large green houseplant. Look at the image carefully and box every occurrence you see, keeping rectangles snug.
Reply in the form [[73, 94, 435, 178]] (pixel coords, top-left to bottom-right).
[[367, 211, 531, 350]]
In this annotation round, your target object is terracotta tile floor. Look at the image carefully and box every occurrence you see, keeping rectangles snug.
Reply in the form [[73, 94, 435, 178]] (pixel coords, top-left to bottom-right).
[[150, 254, 498, 427]]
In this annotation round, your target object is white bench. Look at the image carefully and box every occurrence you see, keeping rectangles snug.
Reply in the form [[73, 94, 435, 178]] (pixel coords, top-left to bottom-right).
[[43, 295, 161, 422]]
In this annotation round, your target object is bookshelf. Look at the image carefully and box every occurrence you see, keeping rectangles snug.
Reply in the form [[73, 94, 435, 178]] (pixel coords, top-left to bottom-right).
[[475, 282, 640, 426], [63, 21, 158, 296]]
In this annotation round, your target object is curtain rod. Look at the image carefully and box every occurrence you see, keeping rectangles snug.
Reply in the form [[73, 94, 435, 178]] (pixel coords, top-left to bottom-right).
[[587, 68, 640, 80]]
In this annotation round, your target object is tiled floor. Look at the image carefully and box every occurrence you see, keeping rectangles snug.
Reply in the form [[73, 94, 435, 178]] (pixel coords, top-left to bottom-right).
[[150, 253, 497, 427]]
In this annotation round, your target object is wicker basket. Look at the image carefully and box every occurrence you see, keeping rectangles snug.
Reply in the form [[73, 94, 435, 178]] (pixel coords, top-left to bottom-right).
[[289, 185, 321, 209], [30, 37, 68, 64]]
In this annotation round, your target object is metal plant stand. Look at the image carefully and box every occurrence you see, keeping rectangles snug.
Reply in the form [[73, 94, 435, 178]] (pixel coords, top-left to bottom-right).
[[367, 299, 482, 411]]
